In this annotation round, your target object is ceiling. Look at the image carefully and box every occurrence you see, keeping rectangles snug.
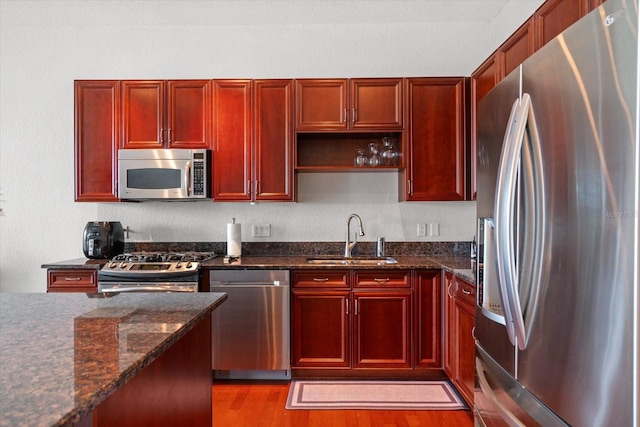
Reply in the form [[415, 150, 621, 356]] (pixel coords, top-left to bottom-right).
[[3, 0, 525, 27]]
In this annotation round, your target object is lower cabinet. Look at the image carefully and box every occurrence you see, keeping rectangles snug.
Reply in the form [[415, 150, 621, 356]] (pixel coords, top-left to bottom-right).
[[291, 269, 413, 372], [443, 271, 476, 405], [47, 269, 98, 293]]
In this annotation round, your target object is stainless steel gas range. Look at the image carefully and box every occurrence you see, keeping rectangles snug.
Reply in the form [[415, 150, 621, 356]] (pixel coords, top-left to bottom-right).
[[97, 252, 217, 294]]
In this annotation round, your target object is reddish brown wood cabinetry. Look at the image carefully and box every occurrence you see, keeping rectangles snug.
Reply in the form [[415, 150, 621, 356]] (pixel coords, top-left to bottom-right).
[[74, 80, 120, 202], [443, 271, 475, 406], [414, 270, 442, 369], [534, 0, 589, 49], [121, 80, 211, 149], [403, 77, 466, 201], [291, 270, 351, 368], [501, 19, 536, 78], [291, 269, 412, 372], [47, 269, 98, 293], [295, 78, 403, 131], [212, 79, 294, 202]]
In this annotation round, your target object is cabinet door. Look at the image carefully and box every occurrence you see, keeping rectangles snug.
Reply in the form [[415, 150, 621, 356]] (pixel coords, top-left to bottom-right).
[[291, 290, 351, 368], [166, 80, 211, 149], [534, 0, 589, 49], [414, 270, 442, 369], [74, 80, 120, 202], [47, 269, 98, 293], [352, 290, 411, 369], [500, 18, 535, 78], [453, 278, 476, 406], [443, 272, 456, 378], [253, 79, 294, 201], [470, 54, 501, 201], [350, 78, 403, 130], [294, 79, 349, 131], [404, 77, 466, 201], [121, 80, 164, 149], [211, 80, 252, 201]]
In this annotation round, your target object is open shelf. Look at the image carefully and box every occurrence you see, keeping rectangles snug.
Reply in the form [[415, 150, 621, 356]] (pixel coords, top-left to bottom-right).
[[295, 132, 403, 172]]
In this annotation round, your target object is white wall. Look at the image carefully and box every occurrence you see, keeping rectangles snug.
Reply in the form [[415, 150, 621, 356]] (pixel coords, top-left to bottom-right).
[[0, 0, 542, 292]]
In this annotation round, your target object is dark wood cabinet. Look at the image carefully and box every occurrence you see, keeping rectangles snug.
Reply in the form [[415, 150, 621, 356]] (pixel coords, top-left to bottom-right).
[[534, 0, 589, 49], [352, 290, 411, 369], [589, 0, 605, 10], [121, 80, 211, 149], [414, 270, 442, 369], [47, 269, 98, 293], [501, 18, 536, 78], [74, 80, 120, 202], [253, 79, 295, 201], [402, 77, 466, 201], [291, 269, 412, 372], [291, 270, 351, 368], [443, 271, 475, 406], [212, 79, 294, 202], [291, 289, 351, 368], [295, 78, 403, 131]]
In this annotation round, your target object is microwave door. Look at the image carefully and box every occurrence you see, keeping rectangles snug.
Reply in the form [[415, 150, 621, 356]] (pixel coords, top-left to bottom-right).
[[120, 162, 189, 199]]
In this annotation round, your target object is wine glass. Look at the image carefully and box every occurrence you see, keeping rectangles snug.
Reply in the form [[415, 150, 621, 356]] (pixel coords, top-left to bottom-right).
[[381, 137, 398, 166], [368, 142, 381, 167]]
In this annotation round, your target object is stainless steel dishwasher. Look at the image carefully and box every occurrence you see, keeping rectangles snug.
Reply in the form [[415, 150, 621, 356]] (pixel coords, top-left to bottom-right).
[[210, 269, 290, 380]]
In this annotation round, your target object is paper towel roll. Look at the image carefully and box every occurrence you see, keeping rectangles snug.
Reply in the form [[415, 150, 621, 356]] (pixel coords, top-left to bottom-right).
[[227, 222, 242, 256]]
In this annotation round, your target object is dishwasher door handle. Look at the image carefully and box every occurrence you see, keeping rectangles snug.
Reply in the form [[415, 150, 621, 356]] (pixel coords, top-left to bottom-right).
[[211, 281, 287, 287]]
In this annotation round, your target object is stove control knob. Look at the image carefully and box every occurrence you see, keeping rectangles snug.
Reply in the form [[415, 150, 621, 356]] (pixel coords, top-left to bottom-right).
[[119, 262, 127, 269], [109, 261, 117, 268], [186, 262, 193, 269], [176, 262, 183, 269]]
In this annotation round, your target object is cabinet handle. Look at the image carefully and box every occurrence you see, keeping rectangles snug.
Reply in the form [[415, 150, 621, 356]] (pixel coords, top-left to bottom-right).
[[447, 283, 453, 299], [313, 278, 329, 282], [408, 180, 413, 195], [343, 108, 347, 124], [168, 128, 173, 143], [64, 277, 82, 281], [345, 299, 349, 315], [374, 278, 390, 284], [352, 108, 356, 125], [355, 299, 359, 315], [255, 180, 260, 197], [462, 288, 473, 295], [160, 128, 165, 144]]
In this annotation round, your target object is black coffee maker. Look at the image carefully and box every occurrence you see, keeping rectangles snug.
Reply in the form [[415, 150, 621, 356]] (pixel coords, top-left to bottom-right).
[[83, 221, 125, 259]]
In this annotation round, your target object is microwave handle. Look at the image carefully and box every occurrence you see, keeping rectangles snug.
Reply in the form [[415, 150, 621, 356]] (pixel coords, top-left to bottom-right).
[[186, 161, 192, 196]]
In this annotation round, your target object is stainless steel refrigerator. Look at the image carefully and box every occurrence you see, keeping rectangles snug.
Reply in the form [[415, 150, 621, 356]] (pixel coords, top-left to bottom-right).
[[475, 0, 639, 425]]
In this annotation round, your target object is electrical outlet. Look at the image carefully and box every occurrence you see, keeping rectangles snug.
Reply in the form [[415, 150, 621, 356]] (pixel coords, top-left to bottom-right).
[[417, 223, 427, 237], [252, 224, 271, 237], [429, 223, 440, 236]]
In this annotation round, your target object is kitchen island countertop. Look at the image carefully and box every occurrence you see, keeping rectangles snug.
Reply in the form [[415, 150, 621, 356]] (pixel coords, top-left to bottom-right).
[[0, 292, 227, 427]]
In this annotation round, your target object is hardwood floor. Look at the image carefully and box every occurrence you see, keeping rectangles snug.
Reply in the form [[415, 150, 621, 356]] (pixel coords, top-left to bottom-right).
[[213, 381, 474, 427]]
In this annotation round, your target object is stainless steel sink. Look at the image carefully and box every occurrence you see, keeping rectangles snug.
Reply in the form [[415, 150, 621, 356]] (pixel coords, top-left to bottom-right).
[[305, 256, 398, 266]]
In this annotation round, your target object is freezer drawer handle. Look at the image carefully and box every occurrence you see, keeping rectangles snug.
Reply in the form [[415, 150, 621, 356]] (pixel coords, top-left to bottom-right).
[[476, 357, 527, 427]]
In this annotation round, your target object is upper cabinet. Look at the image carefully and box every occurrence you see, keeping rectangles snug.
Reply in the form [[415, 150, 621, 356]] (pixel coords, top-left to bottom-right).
[[534, 0, 590, 49], [74, 80, 120, 202], [121, 80, 211, 149], [295, 78, 404, 131], [501, 18, 535, 78], [212, 79, 294, 202], [402, 77, 466, 201]]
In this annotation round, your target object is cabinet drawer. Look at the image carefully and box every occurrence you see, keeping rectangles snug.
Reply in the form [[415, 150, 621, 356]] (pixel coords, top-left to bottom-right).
[[293, 270, 349, 288], [354, 270, 411, 288], [454, 278, 476, 307], [48, 269, 98, 292]]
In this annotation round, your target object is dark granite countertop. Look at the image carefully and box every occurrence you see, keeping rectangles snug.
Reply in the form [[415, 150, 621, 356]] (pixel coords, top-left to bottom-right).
[[42, 255, 476, 285], [41, 258, 107, 270], [0, 292, 227, 427]]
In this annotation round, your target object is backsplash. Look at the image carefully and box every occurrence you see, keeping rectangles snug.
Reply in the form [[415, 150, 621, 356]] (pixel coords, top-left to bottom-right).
[[125, 241, 471, 257]]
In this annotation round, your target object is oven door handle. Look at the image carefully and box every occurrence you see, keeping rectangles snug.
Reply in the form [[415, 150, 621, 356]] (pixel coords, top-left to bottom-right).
[[100, 284, 198, 293]]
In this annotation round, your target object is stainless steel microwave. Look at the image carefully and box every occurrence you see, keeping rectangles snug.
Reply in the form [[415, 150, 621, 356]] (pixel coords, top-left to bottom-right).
[[118, 149, 211, 200]]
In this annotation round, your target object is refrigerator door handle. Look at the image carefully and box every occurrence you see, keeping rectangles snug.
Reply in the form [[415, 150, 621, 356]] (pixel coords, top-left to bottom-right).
[[494, 97, 521, 346], [505, 93, 547, 351]]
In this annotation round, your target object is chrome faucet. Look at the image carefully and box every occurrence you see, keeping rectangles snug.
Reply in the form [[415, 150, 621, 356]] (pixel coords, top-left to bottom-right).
[[344, 214, 365, 258]]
